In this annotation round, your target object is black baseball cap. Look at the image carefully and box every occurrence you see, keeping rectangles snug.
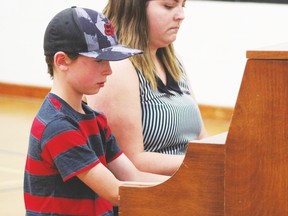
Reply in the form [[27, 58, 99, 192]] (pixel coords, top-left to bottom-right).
[[44, 6, 143, 61]]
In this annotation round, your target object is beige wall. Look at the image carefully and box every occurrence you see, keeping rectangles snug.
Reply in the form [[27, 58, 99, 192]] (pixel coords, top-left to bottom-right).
[[1, 0, 288, 106]]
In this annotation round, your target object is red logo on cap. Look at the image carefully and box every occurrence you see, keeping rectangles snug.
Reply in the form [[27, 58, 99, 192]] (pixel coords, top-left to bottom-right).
[[104, 22, 115, 38]]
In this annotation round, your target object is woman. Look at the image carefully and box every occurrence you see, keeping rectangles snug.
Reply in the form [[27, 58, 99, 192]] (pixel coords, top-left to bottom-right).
[[86, 0, 208, 176]]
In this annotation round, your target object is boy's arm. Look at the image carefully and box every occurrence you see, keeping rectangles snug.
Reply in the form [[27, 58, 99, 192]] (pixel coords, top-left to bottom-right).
[[77, 154, 169, 206], [77, 163, 121, 206], [108, 154, 170, 183]]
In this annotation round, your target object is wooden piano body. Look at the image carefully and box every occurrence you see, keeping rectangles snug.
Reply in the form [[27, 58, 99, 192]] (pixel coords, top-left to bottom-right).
[[118, 43, 288, 216]]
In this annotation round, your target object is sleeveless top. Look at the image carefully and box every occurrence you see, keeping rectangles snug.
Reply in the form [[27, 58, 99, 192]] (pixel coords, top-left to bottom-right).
[[136, 64, 203, 155]]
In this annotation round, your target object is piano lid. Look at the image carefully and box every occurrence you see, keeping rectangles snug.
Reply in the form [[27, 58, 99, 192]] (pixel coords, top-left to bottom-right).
[[246, 42, 288, 59]]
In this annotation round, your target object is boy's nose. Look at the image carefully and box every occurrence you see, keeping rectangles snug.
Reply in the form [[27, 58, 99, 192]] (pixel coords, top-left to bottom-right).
[[103, 62, 113, 76]]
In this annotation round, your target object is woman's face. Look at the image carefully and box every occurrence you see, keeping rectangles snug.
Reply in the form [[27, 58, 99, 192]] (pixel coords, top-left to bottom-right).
[[146, 0, 186, 50]]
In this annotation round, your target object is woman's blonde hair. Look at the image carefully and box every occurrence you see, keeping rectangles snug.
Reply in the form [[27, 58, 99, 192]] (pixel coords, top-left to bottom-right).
[[103, 0, 182, 89]]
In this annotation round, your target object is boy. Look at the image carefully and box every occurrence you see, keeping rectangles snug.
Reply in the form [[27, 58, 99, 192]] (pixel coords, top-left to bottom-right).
[[24, 6, 169, 216]]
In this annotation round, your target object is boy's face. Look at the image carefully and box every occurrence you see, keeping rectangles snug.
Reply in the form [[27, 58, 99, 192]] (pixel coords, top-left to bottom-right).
[[66, 55, 112, 95]]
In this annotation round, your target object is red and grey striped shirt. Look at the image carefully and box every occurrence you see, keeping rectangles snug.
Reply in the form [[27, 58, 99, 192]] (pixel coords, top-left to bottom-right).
[[24, 93, 122, 216]]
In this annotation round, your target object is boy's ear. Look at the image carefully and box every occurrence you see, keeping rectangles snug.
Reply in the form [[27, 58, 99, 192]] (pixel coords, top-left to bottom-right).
[[54, 52, 71, 71]]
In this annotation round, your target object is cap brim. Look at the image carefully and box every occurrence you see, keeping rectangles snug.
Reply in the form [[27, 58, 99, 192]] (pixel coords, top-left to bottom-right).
[[79, 45, 143, 61]]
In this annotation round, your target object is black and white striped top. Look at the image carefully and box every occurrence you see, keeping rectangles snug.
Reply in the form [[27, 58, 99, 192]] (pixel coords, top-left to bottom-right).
[[136, 66, 203, 155]]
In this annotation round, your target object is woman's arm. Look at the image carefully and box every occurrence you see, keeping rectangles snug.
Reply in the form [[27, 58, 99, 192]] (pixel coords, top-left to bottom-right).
[[86, 59, 184, 175]]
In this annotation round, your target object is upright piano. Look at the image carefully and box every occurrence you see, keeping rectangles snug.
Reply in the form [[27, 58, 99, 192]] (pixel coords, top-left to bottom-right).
[[119, 43, 288, 216]]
